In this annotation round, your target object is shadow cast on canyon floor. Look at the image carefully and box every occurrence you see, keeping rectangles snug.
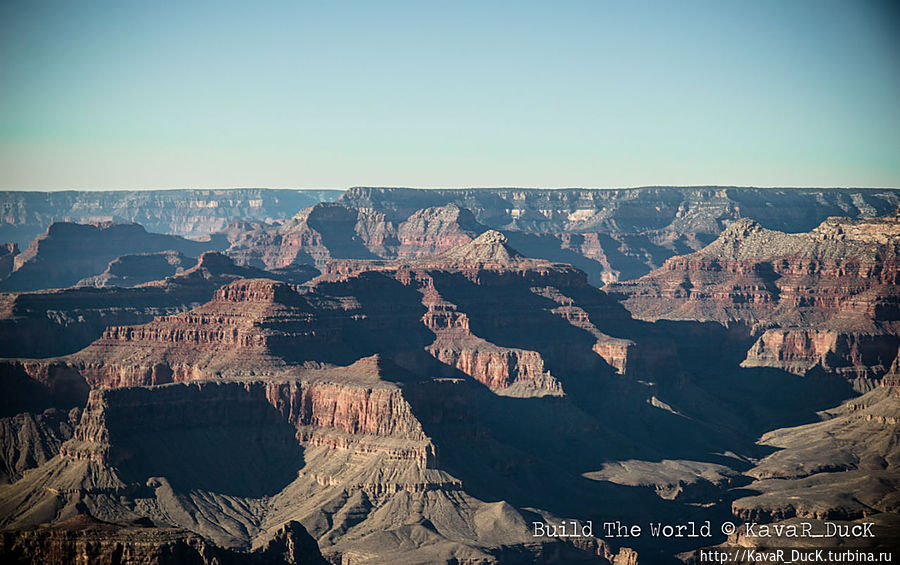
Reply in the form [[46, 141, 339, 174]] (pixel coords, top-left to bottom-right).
[[109, 383, 303, 498], [397, 275, 860, 562]]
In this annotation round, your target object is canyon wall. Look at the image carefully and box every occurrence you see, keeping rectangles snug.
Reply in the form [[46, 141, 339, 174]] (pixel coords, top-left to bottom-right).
[[0, 189, 341, 248], [606, 213, 900, 384], [227, 187, 900, 285]]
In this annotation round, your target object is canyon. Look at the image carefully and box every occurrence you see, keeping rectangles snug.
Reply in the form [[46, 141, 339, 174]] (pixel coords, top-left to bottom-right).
[[0, 189, 341, 249], [0, 187, 898, 564], [606, 212, 900, 390]]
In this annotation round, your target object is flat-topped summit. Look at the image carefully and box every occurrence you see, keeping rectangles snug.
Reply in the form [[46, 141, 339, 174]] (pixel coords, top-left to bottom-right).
[[696, 215, 898, 263]]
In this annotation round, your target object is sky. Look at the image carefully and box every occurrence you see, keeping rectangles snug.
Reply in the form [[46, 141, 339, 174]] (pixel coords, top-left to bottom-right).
[[0, 0, 898, 190]]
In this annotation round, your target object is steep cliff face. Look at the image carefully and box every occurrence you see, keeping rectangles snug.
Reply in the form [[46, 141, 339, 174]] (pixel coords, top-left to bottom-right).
[[0, 512, 328, 565], [742, 329, 900, 386], [0, 222, 227, 292], [4, 357, 630, 563], [227, 203, 377, 270], [61, 376, 435, 491], [0, 189, 341, 248], [0, 408, 80, 484], [0, 244, 17, 279], [0, 252, 317, 359], [606, 214, 900, 382], [607, 216, 900, 324]]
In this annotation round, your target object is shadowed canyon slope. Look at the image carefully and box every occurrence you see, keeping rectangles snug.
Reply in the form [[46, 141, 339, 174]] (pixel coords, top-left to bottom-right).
[[2, 233, 653, 564], [1, 188, 899, 564], [0, 222, 228, 292]]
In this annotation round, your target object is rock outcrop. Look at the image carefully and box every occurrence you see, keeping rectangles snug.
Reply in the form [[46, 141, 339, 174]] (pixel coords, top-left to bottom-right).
[[0, 222, 227, 292], [606, 213, 900, 384], [338, 186, 900, 283], [0, 512, 328, 564], [0, 252, 318, 358], [77, 251, 194, 288]]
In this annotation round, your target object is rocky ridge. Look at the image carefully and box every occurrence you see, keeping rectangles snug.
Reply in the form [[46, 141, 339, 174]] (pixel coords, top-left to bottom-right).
[[225, 187, 900, 286], [0, 512, 328, 564], [606, 213, 900, 386], [0, 251, 318, 358], [0, 189, 341, 248], [78, 250, 194, 288], [0, 222, 227, 292]]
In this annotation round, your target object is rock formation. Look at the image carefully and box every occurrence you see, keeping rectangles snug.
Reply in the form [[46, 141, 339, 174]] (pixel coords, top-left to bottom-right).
[[0, 222, 228, 292], [606, 213, 900, 386], [338, 186, 900, 283], [226, 187, 900, 286], [0, 512, 329, 564], [2, 196, 900, 564], [0, 189, 341, 248], [77, 250, 194, 288], [0, 235, 652, 563], [0, 252, 318, 358]]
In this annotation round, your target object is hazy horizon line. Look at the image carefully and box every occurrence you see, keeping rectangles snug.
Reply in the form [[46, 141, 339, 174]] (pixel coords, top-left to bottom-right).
[[3, 184, 900, 193]]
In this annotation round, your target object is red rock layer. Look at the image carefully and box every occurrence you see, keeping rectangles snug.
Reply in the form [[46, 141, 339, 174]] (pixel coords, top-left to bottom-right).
[[61, 375, 441, 469], [74, 231, 634, 397], [607, 214, 900, 381]]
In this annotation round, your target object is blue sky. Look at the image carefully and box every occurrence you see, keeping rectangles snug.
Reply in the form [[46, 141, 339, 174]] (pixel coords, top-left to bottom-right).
[[1, 0, 898, 189]]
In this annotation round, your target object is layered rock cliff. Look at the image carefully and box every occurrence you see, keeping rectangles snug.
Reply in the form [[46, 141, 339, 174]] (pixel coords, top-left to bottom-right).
[[0, 512, 328, 565], [606, 213, 900, 384], [339, 186, 900, 283], [0, 189, 341, 248], [0, 252, 318, 358], [70, 238, 616, 398], [224, 187, 900, 286]]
